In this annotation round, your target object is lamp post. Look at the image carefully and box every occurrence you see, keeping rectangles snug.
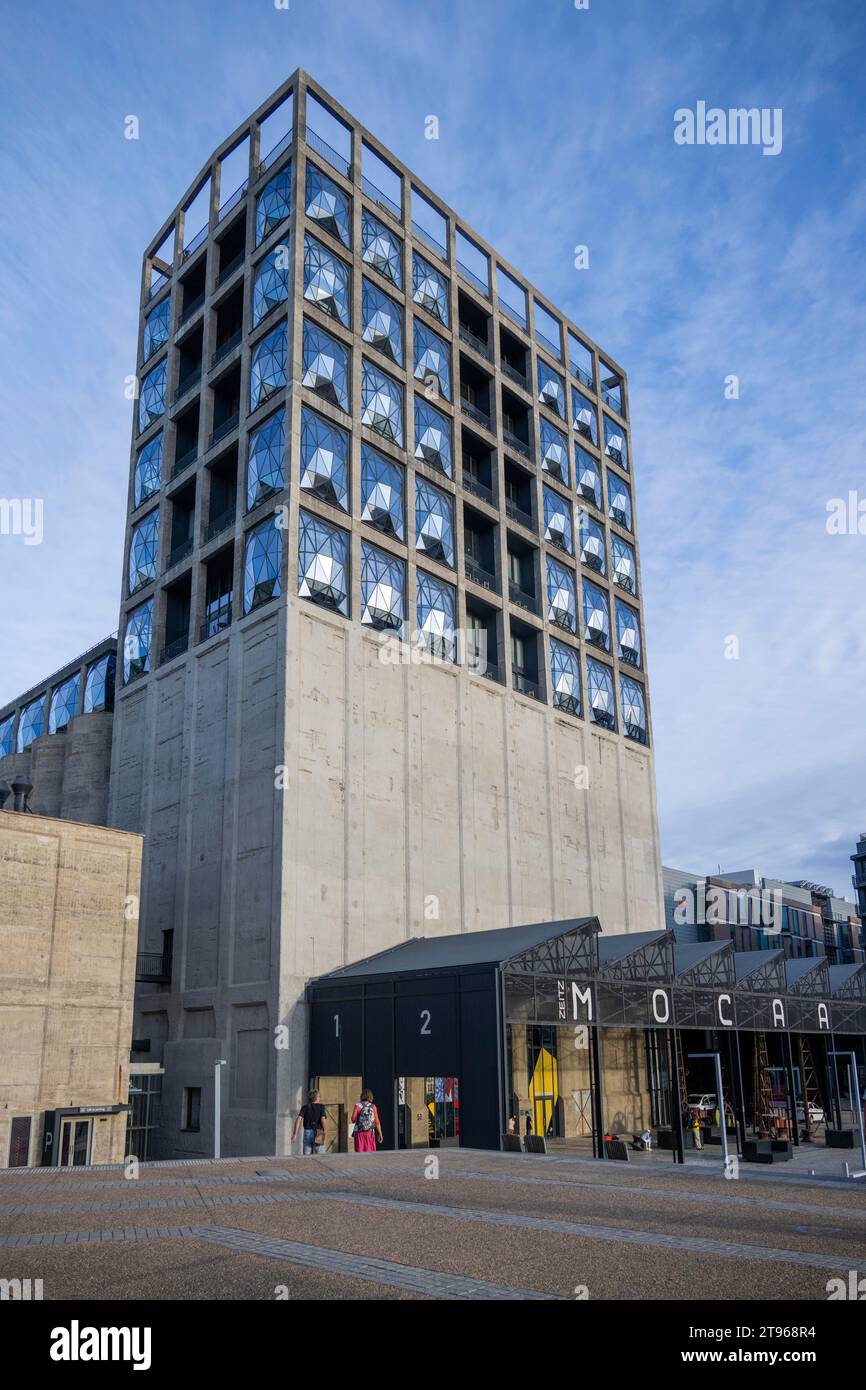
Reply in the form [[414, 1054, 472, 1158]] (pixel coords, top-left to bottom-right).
[[214, 1059, 227, 1160], [828, 1050, 866, 1176]]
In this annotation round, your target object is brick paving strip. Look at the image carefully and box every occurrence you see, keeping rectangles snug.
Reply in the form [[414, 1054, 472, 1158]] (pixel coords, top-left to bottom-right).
[[2, 1189, 865, 1274]]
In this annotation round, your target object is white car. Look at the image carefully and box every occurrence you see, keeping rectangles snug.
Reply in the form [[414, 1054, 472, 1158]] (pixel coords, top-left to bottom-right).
[[687, 1093, 717, 1117]]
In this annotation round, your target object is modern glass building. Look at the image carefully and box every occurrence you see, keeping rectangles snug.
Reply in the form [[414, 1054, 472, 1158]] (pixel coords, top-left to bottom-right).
[[110, 70, 665, 1159]]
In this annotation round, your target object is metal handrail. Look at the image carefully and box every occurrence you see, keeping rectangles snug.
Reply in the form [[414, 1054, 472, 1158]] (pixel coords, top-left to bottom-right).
[[458, 324, 491, 360], [166, 538, 193, 570], [464, 554, 498, 591], [209, 414, 239, 449], [460, 398, 494, 432], [361, 175, 401, 221], [218, 179, 248, 222], [257, 128, 293, 178], [183, 223, 208, 258], [571, 364, 594, 391], [211, 330, 242, 369], [457, 260, 490, 298], [306, 127, 350, 178], [216, 250, 245, 286], [501, 360, 529, 390], [509, 581, 538, 613], [497, 297, 527, 331], [503, 428, 531, 460], [535, 328, 562, 361], [160, 636, 189, 665], [505, 498, 534, 529], [513, 671, 542, 699], [199, 603, 232, 642], [179, 291, 205, 325], [203, 509, 235, 543], [173, 370, 201, 404], [172, 446, 197, 478], [136, 951, 172, 983], [411, 220, 448, 263], [463, 472, 493, 505]]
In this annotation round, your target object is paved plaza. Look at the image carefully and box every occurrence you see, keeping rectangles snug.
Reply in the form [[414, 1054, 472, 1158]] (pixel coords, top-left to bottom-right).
[[1, 1148, 865, 1300]]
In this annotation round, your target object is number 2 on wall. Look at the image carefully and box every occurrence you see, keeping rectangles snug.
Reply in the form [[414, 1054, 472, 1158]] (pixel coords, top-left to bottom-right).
[[420, 1009, 431, 1035]]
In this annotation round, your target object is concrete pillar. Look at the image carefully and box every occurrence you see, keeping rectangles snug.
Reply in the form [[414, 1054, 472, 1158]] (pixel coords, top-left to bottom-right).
[[29, 734, 67, 818], [61, 712, 113, 826]]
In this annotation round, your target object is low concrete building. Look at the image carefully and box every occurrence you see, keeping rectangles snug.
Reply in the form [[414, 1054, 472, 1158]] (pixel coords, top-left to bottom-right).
[[0, 809, 142, 1167]]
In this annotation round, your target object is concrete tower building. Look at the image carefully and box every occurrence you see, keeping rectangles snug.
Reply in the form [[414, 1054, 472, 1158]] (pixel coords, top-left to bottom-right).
[[110, 70, 664, 1157]]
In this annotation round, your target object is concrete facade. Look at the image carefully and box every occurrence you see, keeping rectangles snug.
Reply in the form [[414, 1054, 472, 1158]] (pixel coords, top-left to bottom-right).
[[112, 70, 664, 1158], [0, 810, 142, 1167]]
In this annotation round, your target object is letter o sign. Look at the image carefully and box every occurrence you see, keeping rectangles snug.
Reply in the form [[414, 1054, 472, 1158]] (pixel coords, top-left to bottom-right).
[[651, 989, 670, 1024]]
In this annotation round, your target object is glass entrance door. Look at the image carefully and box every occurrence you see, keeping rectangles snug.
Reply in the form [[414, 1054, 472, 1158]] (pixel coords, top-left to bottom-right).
[[59, 1117, 92, 1167]]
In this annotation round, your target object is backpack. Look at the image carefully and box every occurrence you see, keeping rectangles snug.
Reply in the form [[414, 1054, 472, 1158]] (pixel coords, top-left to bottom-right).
[[355, 1102, 375, 1132]]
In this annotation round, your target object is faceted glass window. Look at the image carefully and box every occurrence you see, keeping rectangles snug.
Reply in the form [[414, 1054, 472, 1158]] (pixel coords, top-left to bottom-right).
[[298, 509, 349, 615], [415, 476, 454, 567], [582, 578, 610, 651], [305, 163, 350, 247], [128, 509, 159, 593], [587, 658, 616, 731], [253, 245, 291, 327], [361, 209, 402, 288], [244, 516, 283, 614], [412, 251, 449, 326], [540, 417, 570, 485], [250, 322, 287, 412], [416, 570, 457, 663], [550, 638, 581, 717], [572, 387, 597, 444], [361, 542, 405, 631], [608, 472, 633, 531], [361, 444, 404, 539], [546, 556, 576, 633], [604, 415, 628, 470], [413, 320, 451, 401], [48, 673, 80, 733], [361, 278, 402, 364], [256, 164, 292, 246], [134, 432, 163, 507], [138, 359, 166, 432], [302, 319, 350, 412], [615, 599, 641, 668], [578, 511, 606, 575], [143, 296, 170, 361], [83, 652, 117, 713], [620, 674, 647, 744], [303, 233, 350, 326], [361, 360, 403, 444], [413, 399, 452, 478], [17, 696, 45, 751], [575, 446, 602, 510], [300, 407, 349, 511], [611, 534, 637, 594], [543, 485, 573, 555], [123, 601, 153, 683], [537, 358, 566, 419], [247, 410, 285, 508], [0, 713, 14, 757]]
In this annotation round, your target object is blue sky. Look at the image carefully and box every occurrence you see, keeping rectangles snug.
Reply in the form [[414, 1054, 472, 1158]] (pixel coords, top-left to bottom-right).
[[1, 0, 864, 897]]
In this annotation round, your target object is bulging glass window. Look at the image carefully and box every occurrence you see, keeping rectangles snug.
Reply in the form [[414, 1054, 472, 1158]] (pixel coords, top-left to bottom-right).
[[361, 278, 403, 363], [244, 516, 283, 614], [300, 407, 349, 511], [123, 601, 153, 683], [546, 556, 576, 633], [620, 674, 648, 744], [303, 233, 350, 326], [611, 534, 637, 594], [413, 320, 451, 401], [575, 446, 601, 510], [48, 673, 80, 733], [415, 476, 454, 566], [302, 319, 350, 412], [604, 414, 628, 470], [361, 360, 403, 444], [537, 359, 566, 419], [134, 432, 163, 507], [578, 512, 606, 575], [587, 658, 616, 731], [412, 251, 449, 326], [360, 542, 405, 631], [305, 163, 350, 247], [247, 410, 286, 509], [571, 387, 597, 444], [17, 696, 45, 751], [582, 578, 610, 651], [250, 322, 288, 412], [361, 444, 404, 538], [550, 638, 581, 717], [138, 359, 167, 433], [0, 713, 14, 757], [416, 570, 456, 662], [256, 164, 292, 246], [608, 472, 633, 530], [615, 599, 641, 667], [143, 296, 170, 361], [298, 509, 348, 615], [361, 209, 402, 288], [253, 245, 291, 326], [128, 509, 159, 593], [413, 398, 452, 478], [543, 485, 573, 555], [540, 417, 570, 486], [83, 652, 117, 713]]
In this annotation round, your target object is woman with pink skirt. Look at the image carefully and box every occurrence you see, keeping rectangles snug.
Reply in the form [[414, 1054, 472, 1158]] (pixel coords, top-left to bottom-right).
[[350, 1089, 384, 1152]]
